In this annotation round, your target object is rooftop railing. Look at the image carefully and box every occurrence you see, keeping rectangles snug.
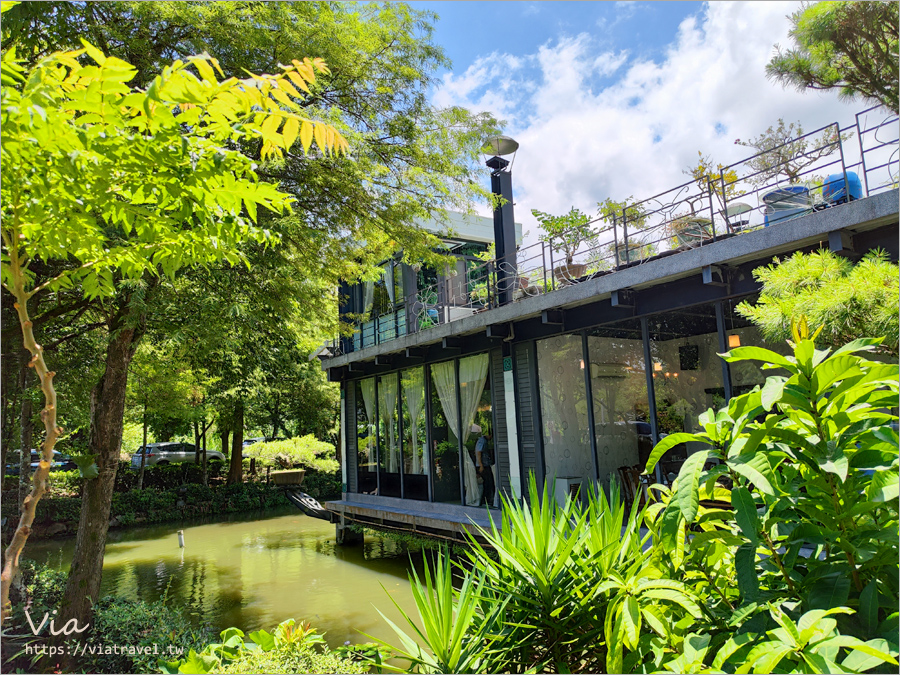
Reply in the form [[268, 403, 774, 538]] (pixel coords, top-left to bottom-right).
[[333, 105, 898, 356]]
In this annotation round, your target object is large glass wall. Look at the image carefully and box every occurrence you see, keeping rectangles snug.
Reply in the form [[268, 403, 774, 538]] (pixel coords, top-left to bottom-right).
[[377, 373, 401, 498], [647, 304, 724, 482], [587, 319, 650, 490], [537, 334, 592, 499], [401, 367, 428, 501], [355, 378, 377, 494], [430, 361, 461, 504]]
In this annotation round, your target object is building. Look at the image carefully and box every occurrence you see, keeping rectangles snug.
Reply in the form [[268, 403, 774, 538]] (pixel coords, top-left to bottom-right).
[[318, 109, 899, 542]]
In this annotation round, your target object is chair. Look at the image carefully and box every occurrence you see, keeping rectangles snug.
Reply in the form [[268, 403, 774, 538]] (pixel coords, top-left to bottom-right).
[[721, 202, 753, 234]]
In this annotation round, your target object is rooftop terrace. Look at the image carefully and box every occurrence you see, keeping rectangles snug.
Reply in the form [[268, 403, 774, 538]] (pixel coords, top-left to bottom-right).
[[327, 106, 898, 362]]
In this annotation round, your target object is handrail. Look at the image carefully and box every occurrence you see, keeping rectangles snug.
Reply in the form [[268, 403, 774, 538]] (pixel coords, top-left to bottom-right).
[[332, 106, 898, 355]]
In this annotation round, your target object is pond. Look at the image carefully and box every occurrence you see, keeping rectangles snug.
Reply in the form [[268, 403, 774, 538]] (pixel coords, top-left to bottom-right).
[[26, 507, 422, 648]]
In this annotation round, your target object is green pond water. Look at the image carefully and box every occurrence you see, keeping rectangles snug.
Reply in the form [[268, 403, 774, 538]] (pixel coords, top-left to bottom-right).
[[26, 507, 422, 648]]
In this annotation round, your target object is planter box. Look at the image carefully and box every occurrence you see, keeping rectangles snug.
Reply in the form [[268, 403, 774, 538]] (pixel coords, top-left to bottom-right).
[[271, 469, 305, 486], [553, 263, 587, 283]]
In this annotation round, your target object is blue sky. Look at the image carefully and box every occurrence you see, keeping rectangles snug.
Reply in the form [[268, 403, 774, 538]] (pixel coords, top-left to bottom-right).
[[406, 2, 880, 244]]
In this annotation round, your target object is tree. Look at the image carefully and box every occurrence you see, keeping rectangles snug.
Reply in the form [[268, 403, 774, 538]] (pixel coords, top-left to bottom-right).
[[683, 151, 743, 209], [767, 1, 899, 114], [736, 249, 899, 357], [532, 207, 597, 266], [0, 29, 344, 625], [734, 118, 844, 185]]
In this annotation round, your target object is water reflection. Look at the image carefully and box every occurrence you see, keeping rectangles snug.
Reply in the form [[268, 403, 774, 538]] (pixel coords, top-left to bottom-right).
[[26, 507, 421, 647]]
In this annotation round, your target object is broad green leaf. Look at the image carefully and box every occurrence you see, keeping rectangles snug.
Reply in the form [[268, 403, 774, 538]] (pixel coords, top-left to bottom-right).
[[70, 453, 99, 480], [622, 596, 640, 650], [731, 486, 759, 544], [729, 453, 776, 496], [735, 543, 759, 602], [760, 376, 786, 411], [866, 469, 899, 503], [247, 629, 275, 651], [807, 574, 851, 611], [676, 450, 709, 524], [841, 638, 899, 671], [859, 581, 879, 637], [644, 432, 709, 473], [721, 346, 797, 371]]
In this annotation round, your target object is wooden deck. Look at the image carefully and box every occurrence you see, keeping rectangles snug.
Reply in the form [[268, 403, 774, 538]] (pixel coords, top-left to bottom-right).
[[325, 493, 503, 541]]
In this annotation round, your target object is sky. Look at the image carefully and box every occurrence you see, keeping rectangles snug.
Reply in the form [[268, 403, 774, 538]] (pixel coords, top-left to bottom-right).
[[410, 1, 881, 244]]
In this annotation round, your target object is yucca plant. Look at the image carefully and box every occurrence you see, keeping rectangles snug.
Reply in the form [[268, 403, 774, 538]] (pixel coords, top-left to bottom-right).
[[369, 552, 504, 674]]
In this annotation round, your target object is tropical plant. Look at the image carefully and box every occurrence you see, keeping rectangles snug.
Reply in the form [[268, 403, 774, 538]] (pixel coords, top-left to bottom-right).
[[737, 249, 899, 358], [643, 320, 899, 669], [767, 0, 899, 114], [159, 619, 366, 675]]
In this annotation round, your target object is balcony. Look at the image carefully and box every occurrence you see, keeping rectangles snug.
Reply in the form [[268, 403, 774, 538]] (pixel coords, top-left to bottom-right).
[[333, 106, 898, 357]]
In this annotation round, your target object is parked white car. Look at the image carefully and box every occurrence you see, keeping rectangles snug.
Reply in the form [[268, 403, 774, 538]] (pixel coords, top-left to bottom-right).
[[130, 442, 225, 468]]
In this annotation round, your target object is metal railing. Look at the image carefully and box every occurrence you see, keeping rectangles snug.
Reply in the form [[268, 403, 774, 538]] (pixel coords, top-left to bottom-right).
[[332, 106, 898, 356]]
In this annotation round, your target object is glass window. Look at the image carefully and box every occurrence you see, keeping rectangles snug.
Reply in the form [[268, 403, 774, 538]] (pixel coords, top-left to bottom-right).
[[647, 304, 724, 483], [458, 354, 491, 506], [587, 319, 650, 490], [377, 374, 401, 498], [537, 334, 593, 499], [355, 379, 377, 495], [401, 367, 429, 501], [429, 361, 461, 504], [723, 297, 795, 392]]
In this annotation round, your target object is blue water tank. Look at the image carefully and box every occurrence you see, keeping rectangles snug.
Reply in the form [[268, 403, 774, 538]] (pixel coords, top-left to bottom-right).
[[763, 186, 810, 227], [822, 171, 863, 204]]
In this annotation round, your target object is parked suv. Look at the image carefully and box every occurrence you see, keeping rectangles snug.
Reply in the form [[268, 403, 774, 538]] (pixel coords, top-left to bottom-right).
[[130, 442, 225, 468]]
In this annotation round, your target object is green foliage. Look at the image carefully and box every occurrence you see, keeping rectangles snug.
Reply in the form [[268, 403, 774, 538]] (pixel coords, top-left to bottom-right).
[[737, 249, 899, 357], [245, 435, 339, 473], [159, 619, 366, 675], [734, 118, 845, 185], [87, 595, 212, 674], [766, 0, 899, 114], [684, 151, 743, 205], [10, 559, 67, 626], [532, 207, 597, 265], [1, 37, 343, 299], [374, 332, 898, 674], [597, 196, 649, 229]]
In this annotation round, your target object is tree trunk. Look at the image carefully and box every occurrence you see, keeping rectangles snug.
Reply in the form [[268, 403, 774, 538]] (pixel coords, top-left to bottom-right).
[[227, 402, 243, 485], [18, 349, 34, 508], [137, 406, 148, 490], [201, 418, 208, 486], [193, 418, 201, 464], [58, 323, 141, 629]]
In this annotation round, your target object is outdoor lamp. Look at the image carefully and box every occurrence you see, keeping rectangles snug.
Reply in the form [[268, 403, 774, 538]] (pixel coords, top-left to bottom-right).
[[728, 334, 741, 348], [483, 135, 519, 172]]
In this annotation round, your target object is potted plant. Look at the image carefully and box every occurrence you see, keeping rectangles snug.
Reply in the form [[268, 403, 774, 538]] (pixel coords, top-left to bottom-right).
[[532, 207, 596, 283], [667, 215, 714, 248], [735, 118, 847, 226]]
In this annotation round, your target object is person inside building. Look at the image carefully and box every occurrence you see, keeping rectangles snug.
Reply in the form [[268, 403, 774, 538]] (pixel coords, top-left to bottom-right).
[[475, 428, 495, 507]]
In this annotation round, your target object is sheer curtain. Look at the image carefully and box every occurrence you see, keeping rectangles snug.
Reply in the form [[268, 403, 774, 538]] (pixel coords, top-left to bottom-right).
[[360, 378, 376, 463], [378, 375, 399, 472], [459, 354, 489, 505], [403, 369, 426, 475]]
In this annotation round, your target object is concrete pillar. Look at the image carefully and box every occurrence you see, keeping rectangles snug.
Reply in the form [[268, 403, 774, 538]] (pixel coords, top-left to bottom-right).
[[335, 515, 363, 546]]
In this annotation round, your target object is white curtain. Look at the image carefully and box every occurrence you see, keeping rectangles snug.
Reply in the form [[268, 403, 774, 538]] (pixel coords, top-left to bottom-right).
[[360, 378, 376, 464], [403, 369, 426, 474], [379, 375, 399, 472], [363, 281, 375, 318], [459, 354, 490, 505], [432, 361, 459, 438], [385, 264, 395, 305]]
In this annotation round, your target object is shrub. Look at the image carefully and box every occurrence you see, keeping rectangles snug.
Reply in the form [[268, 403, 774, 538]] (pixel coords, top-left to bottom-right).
[[160, 619, 367, 675], [246, 435, 339, 473], [86, 596, 211, 674]]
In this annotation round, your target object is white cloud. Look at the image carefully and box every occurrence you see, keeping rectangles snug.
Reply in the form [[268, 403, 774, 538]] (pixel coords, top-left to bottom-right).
[[433, 2, 872, 247]]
